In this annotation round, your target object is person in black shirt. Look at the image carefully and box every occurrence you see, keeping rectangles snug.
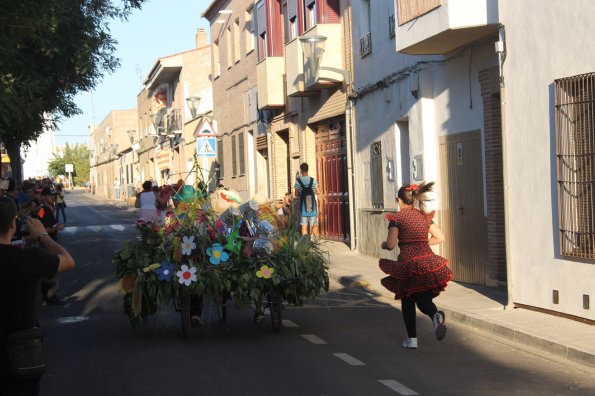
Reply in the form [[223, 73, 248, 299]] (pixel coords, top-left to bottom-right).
[[0, 196, 75, 395], [34, 187, 67, 305]]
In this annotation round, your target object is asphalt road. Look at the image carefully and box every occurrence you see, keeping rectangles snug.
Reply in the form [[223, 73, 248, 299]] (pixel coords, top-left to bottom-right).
[[36, 190, 595, 396]]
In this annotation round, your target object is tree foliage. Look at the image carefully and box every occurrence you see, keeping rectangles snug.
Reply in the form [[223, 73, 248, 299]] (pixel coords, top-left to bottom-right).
[[0, 0, 146, 181], [47, 143, 90, 186]]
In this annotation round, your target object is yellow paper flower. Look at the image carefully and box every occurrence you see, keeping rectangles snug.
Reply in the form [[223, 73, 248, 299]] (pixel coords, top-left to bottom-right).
[[256, 265, 275, 279], [143, 263, 161, 273], [118, 274, 136, 294]]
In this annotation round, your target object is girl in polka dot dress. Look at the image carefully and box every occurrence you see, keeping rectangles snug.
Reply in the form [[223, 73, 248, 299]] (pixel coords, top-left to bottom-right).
[[380, 182, 452, 349]]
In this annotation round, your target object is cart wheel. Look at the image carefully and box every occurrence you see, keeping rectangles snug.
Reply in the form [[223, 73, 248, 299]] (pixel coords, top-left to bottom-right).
[[180, 296, 191, 339], [269, 293, 283, 333]]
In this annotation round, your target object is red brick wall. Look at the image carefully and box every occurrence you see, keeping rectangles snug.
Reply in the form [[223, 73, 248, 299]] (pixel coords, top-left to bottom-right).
[[479, 67, 507, 284]]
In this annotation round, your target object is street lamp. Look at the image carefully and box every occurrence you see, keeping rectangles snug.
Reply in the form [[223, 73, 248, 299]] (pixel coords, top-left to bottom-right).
[[299, 35, 326, 83], [126, 129, 136, 144], [186, 96, 201, 119]]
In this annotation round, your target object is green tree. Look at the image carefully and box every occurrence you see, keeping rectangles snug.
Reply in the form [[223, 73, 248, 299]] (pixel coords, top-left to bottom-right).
[[48, 143, 90, 186], [0, 0, 146, 181]]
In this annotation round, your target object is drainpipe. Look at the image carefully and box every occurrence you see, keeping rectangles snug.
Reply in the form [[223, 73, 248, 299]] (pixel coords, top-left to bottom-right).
[[497, 24, 514, 310], [345, 97, 357, 250]]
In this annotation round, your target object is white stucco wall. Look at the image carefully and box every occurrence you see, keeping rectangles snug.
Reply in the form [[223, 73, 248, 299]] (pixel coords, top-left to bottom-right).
[[22, 129, 55, 179], [501, 0, 595, 319]]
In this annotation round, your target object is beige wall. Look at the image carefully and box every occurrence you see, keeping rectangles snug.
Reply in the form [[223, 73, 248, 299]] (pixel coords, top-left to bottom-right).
[[89, 109, 137, 201], [207, 0, 258, 201]]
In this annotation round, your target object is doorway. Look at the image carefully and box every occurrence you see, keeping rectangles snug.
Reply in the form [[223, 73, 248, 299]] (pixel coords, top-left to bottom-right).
[[439, 130, 487, 285]]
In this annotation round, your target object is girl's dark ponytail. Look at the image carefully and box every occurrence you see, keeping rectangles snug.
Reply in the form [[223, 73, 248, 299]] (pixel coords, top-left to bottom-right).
[[397, 182, 435, 213]]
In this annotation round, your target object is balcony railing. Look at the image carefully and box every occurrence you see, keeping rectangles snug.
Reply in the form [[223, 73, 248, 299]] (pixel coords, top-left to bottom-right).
[[360, 32, 372, 58]]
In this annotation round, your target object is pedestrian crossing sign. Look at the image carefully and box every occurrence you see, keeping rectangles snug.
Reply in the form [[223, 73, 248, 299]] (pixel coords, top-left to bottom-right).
[[197, 137, 216, 157], [194, 117, 217, 137]]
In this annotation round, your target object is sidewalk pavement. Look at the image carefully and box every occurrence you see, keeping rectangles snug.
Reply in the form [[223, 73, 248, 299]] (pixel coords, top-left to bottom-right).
[[324, 240, 595, 369]]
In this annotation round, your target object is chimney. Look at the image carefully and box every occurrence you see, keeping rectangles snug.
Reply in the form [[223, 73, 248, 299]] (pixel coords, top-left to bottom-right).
[[196, 28, 208, 48]]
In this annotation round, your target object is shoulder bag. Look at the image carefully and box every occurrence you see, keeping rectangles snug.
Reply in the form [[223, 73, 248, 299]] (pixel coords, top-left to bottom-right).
[[4, 327, 46, 379]]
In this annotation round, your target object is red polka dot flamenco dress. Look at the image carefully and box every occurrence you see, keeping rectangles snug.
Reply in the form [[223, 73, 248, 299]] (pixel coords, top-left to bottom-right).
[[379, 208, 453, 300]]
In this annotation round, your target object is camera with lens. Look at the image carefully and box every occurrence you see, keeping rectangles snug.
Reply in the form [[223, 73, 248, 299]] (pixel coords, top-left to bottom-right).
[[18, 217, 30, 237]]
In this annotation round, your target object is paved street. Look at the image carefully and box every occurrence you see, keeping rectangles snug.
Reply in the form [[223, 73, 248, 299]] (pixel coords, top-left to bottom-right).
[[36, 190, 595, 396]]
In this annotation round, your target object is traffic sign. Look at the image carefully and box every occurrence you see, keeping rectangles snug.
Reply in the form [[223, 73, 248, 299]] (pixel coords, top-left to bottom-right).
[[194, 117, 217, 137], [197, 137, 217, 157]]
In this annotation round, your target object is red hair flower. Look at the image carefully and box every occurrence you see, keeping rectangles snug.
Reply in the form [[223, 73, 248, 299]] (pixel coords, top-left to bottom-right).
[[405, 184, 419, 191]]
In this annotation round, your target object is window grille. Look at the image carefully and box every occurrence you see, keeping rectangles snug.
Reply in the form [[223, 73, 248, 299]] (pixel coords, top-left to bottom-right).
[[360, 32, 372, 58], [555, 72, 595, 258], [388, 14, 395, 38], [371, 141, 384, 208]]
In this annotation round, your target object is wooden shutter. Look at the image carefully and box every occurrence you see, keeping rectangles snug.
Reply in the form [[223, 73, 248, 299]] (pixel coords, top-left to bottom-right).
[[239, 132, 245, 175], [217, 139, 224, 179], [231, 134, 237, 177]]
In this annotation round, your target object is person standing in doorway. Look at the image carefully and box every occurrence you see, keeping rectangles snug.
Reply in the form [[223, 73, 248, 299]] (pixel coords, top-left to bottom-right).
[[294, 163, 319, 237], [379, 182, 453, 349]]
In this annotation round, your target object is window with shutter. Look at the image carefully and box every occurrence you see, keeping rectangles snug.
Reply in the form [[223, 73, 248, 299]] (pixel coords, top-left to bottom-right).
[[303, 0, 316, 32], [256, 1, 267, 61], [226, 26, 233, 68], [232, 134, 237, 177], [245, 6, 255, 53], [239, 132, 245, 175], [234, 18, 241, 63], [217, 139, 224, 179], [371, 141, 384, 208]]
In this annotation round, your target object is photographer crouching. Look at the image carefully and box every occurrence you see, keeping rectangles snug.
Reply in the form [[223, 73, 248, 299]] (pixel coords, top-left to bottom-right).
[[0, 197, 75, 396]]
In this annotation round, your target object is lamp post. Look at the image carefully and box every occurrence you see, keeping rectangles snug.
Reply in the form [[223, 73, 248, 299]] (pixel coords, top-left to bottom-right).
[[299, 35, 327, 84], [127, 129, 139, 185], [186, 96, 201, 119]]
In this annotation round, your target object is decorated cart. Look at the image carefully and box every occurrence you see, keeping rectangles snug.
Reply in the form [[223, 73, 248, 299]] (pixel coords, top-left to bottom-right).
[[114, 181, 329, 338]]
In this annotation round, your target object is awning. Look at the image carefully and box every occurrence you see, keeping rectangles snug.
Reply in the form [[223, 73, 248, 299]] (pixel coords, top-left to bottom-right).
[[1, 154, 10, 164]]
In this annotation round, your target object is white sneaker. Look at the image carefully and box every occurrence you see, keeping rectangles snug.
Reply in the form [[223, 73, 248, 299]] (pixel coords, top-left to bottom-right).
[[433, 310, 447, 340], [401, 337, 418, 349]]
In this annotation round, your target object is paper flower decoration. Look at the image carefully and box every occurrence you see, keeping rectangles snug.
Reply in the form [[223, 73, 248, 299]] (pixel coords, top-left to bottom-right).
[[256, 265, 275, 279], [143, 263, 161, 273], [176, 264, 197, 286], [155, 261, 176, 282], [224, 229, 242, 255], [206, 243, 229, 265], [118, 274, 136, 294], [181, 235, 196, 256]]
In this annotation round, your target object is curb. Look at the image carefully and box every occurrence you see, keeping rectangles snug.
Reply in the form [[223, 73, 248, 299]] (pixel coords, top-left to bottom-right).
[[328, 272, 595, 369]]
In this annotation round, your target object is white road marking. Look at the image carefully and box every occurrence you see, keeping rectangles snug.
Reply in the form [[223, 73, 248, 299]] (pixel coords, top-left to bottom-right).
[[61, 224, 135, 234], [333, 353, 365, 366], [301, 334, 327, 344], [378, 380, 419, 395], [282, 319, 299, 327]]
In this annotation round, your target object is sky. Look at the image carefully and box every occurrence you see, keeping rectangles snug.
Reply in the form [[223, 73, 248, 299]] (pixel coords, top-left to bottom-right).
[[55, 0, 212, 146]]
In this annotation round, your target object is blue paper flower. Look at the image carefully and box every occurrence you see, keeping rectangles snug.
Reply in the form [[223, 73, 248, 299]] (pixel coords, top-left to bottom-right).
[[155, 261, 176, 282], [206, 243, 229, 265]]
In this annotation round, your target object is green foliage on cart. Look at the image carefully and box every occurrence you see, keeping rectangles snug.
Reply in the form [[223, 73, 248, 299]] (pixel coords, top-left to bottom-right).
[[113, 195, 329, 327]]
